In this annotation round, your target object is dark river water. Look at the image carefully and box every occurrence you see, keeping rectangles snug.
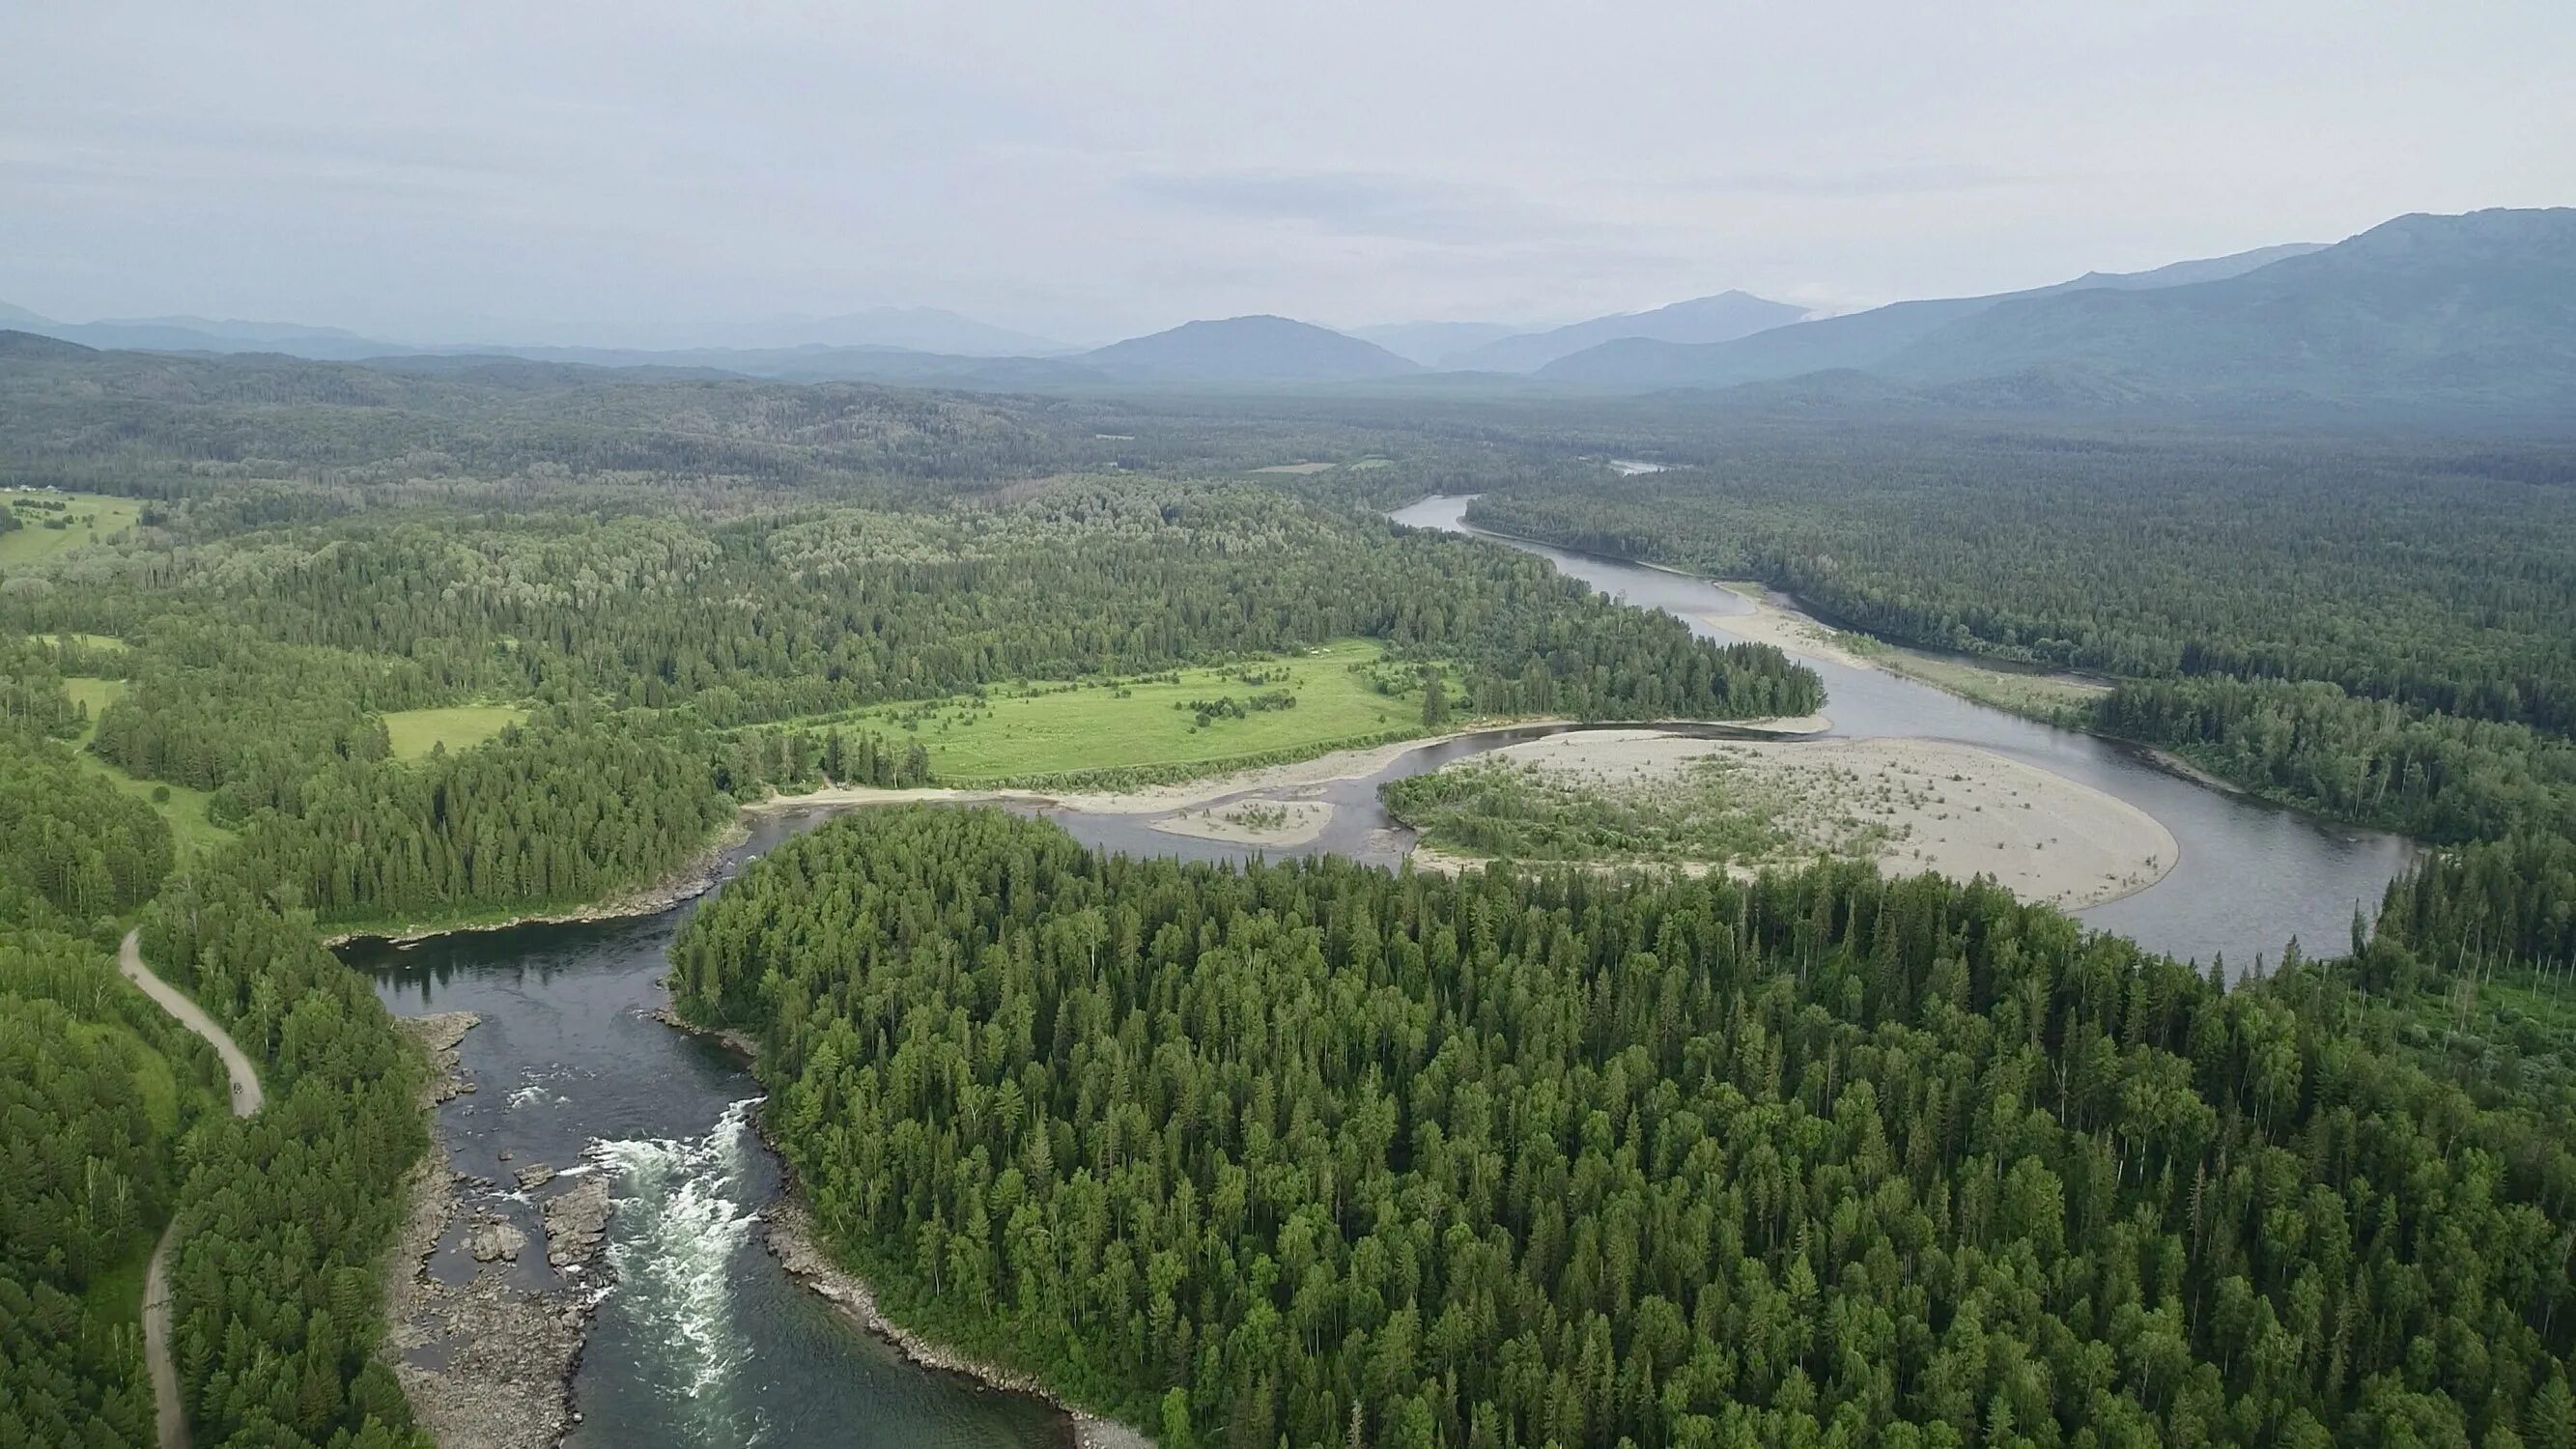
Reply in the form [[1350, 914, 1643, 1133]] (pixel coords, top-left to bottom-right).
[[350, 492, 2416, 1446]]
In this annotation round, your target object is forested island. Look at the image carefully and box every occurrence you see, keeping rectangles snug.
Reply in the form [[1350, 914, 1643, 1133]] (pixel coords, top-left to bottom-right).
[[1, 338, 2570, 1448]]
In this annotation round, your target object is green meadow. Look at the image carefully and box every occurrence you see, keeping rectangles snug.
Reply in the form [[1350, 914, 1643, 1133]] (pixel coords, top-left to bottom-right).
[[0, 491, 142, 568], [820, 639, 1460, 784], [61, 676, 236, 862], [383, 704, 528, 760]]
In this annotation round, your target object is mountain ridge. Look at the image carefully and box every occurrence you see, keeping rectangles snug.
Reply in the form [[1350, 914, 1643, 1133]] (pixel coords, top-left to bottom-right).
[[1536, 242, 2330, 389], [1079, 315, 1419, 384], [1452, 291, 1808, 373]]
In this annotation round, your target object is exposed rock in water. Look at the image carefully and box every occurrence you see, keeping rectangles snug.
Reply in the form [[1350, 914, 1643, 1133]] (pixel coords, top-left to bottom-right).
[[465, 1215, 526, 1264], [648, 1000, 759, 1062], [382, 1010, 604, 1449], [513, 1162, 556, 1192], [543, 1178, 611, 1270], [409, 1010, 478, 1103]]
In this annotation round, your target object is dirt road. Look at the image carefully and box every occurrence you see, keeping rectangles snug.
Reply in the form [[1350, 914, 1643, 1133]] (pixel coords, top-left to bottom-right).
[[123, 928, 264, 1449]]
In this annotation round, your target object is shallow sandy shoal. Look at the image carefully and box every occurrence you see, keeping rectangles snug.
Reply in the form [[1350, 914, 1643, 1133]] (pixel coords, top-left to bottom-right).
[[1446, 729, 2180, 910], [1148, 799, 1336, 847]]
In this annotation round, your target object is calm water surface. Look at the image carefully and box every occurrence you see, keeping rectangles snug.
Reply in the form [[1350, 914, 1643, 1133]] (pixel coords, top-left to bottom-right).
[[1388, 494, 2417, 968]]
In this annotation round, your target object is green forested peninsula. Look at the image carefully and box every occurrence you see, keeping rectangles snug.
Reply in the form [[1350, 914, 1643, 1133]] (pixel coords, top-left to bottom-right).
[[676, 807, 2576, 1449]]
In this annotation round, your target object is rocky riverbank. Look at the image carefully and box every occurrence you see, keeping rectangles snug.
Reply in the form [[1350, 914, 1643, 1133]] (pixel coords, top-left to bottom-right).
[[379, 1012, 617, 1449], [764, 1202, 1151, 1449], [647, 990, 1151, 1448]]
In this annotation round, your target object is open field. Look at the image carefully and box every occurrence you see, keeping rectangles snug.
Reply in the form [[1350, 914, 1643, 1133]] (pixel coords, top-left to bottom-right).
[[383, 704, 528, 760], [0, 490, 142, 568], [818, 640, 1456, 784], [62, 675, 236, 861], [1395, 728, 2177, 910], [64, 674, 127, 730], [77, 757, 235, 862]]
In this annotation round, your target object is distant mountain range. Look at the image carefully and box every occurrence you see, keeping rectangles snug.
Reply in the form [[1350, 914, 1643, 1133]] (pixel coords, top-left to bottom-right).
[[701, 307, 1067, 356], [8, 209, 2569, 412], [1348, 321, 1525, 367], [1082, 316, 1418, 384], [1542, 212, 2576, 415], [1535, 242, 2327, 389], [1448, 291, 1811, 372], [0, 304, 1066, 367]]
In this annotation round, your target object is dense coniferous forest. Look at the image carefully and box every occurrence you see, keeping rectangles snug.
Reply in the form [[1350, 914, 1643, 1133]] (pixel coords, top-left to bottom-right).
[[0, 728, 204, 1449], [676, 808, 2576, 1449], [0, 355, 1824, 1446], [1460, 428, 2576, 733], [8, 336, 2576, 1445], [1457, 421, 2576, 993]]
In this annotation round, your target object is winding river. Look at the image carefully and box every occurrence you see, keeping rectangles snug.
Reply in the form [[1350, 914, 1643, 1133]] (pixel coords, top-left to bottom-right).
[[353, 492, 2416, 1447], [1389, 495, 2418, 967]]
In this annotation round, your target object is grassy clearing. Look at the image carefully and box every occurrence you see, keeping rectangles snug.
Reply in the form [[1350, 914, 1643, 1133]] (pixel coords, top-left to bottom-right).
[[0, 491, 142, 568], [382, 704, 527, 760], [77, 755, 235, 862], [814, 640, 1459, 784], [64, 675, 128, 735], [61, 677, 235, 860]]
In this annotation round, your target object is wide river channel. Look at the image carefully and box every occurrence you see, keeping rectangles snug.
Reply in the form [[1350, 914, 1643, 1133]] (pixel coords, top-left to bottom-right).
[[351, 493, 2417, 1447]]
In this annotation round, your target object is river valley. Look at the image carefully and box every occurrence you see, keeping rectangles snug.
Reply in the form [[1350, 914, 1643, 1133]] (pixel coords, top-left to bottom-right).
[[350, 494, 2420, 1448]]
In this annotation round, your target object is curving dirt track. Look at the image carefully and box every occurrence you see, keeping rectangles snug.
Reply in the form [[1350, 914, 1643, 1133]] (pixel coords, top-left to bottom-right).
[[122, 929, 264, 1449]]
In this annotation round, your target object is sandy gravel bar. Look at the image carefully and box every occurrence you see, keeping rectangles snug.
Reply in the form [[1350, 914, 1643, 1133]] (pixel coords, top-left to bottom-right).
[[1447, 729, 2179, 910], [756, 717, 1835, 822], [1148, 798, 1336, 846], [1700, 585, 1878, 668]]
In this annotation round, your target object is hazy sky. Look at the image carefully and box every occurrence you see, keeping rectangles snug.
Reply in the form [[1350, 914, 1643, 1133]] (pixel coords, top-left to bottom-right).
[[5, 1, 2569, 347]]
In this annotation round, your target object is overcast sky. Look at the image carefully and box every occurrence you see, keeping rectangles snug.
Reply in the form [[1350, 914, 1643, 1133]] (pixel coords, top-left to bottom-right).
[[4, 1, 2570, 347]]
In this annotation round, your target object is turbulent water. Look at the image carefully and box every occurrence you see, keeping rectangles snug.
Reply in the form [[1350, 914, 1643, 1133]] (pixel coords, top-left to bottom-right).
[[354, 877, 1073, 1449], [592, 1097, 767, 1403]]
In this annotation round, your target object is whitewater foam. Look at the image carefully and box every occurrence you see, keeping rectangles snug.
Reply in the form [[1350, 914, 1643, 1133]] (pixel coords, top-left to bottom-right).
[[589, 1095, 767, 1400]]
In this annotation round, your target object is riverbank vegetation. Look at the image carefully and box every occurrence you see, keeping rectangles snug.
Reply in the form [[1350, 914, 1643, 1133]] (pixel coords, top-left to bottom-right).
[[1460, 420, 2576, 995], [1382, 748, 1811, 866], [676, 806, 2576, 1448]]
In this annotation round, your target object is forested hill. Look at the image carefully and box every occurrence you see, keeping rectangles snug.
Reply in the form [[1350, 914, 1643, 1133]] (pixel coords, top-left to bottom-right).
[[0, 334, 1098, 495], [1081, 316, 1423, 384], [1875, 209, 2576, 411], [676, 806, 2576, 1448]]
